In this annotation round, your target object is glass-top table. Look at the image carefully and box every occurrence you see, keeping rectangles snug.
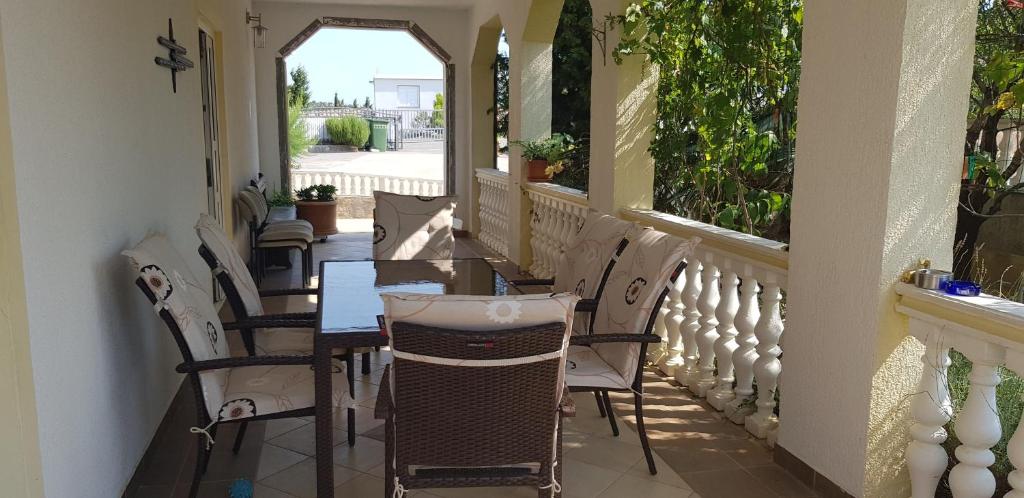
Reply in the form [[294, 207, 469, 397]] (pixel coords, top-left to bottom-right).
[[313, 258, 509, 497]]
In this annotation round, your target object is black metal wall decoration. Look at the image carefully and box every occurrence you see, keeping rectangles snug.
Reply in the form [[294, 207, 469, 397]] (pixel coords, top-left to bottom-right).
[[154, 18, 193, 93]]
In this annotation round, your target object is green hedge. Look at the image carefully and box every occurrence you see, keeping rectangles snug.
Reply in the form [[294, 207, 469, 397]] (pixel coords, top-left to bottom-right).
[[325, 116, 370, 147]]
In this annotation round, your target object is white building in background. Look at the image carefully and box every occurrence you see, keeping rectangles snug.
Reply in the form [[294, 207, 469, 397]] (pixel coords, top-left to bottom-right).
[[372, 74, 443, 110]]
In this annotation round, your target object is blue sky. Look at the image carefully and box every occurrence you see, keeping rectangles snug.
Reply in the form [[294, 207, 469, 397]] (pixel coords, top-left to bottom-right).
[[285, 28, 443, 103]]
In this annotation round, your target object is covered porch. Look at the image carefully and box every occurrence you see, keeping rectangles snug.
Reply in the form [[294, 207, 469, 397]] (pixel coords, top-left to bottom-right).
[[1, 1, 1022, 498]]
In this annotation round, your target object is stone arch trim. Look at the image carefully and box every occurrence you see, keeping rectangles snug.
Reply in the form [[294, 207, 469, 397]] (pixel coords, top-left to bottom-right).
[[276, 17, 455, 195]]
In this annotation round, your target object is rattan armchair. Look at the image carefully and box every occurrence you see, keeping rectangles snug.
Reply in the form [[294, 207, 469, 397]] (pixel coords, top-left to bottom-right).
[[377, 292, 580, 497], [564, 228, 701, 475], [372, 191, 456, 260], [123, 233, 350, 498]]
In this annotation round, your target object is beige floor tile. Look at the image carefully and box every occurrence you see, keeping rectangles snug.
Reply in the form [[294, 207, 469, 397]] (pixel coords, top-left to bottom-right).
[[256, 444, 307, 481], [560, 458, 621, 498], [254, 482, 298, 498], [257, 458, 359, 498], [624, 452, 694, 490], [564, 433, 644, 471], [597, 474, 695, 498], [332, 436, 387, 472], [681, 469, 781, 498], [264, 418, 310, 441], [332, 473, 385, 497], [267, 423, 348, 457]]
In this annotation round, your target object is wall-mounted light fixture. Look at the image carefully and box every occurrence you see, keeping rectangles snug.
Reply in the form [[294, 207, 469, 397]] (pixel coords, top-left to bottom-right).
[[246, 11, 268, 48]]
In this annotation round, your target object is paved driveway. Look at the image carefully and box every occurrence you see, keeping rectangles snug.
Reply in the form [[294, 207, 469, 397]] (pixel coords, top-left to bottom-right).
[[294, 142, 444, 180]]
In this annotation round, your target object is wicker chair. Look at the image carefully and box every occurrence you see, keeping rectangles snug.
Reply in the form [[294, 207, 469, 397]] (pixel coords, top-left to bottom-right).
[[377, 292, 580, 497], [565, 228, 701, 475], [238, 189, 314, 287], [123, 233, 350, 498], [372, 191, 456, 260]]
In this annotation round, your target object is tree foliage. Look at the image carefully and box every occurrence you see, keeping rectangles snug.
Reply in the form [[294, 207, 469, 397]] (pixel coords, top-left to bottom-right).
[[432, 93, 445, 127], [614, 0, 803, 242], [286, 103, 314, 162], [550, 0, 593, 192], [494, 33, 510, 145], [288, 66, 311, 108]]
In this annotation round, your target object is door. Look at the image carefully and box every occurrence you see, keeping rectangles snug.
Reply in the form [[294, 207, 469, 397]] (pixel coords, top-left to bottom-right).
[[199, 29, 223, 224]]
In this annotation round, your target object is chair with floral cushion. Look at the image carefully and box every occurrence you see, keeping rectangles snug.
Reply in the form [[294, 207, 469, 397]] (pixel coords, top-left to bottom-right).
[[372, 191, 456, 260], [194, 213, 373, 379], [377, 292, 580, 497], [565, 228, 700, 475], [123, 233, 350, 498], [238, 189, 314, 287]]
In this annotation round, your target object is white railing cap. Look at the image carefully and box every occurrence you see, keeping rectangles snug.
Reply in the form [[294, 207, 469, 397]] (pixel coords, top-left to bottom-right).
[[620, 209, 789, 273], [896, 282, 1024, 344], [475, 168, 510, 180], [524, 182, 588, 206]]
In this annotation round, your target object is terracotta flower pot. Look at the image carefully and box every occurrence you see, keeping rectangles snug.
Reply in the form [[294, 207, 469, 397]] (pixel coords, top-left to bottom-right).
[[527, 159, 552, 182], [295, 200, 339, 239]]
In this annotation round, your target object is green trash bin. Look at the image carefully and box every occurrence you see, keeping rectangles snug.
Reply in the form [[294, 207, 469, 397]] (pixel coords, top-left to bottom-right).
[[367, 118, 389, 151]]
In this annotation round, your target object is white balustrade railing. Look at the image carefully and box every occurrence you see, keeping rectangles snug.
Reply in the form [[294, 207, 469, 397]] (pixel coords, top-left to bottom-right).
[[524, 182, 588, 279], [621, 209, 789, 442], [475, 169, 511, 257], [291, 171, 443, 197], [896, 283, 1024, 498]]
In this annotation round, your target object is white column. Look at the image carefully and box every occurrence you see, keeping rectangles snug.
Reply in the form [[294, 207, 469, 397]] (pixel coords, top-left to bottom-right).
[[725, 275, 760, 423], [692, 261, 720, 397], [709, 270, 740, 410], [905, 321, 952, 498], [676, 259, 703, 387]]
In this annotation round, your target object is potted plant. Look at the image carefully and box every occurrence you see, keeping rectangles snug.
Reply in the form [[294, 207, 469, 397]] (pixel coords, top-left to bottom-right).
[[512, 133, 574, 182], [295, 184, 339, 239]]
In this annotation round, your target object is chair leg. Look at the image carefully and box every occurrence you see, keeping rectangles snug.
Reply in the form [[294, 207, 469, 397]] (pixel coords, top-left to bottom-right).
[[241, 328, 256, 356], [594, 390, 607, 418], [601, 391, 619, 437], [345, 350, 357, 446], [362, 351, 372, 375], [189, 428, 214, 498], [634, 393, 657, 475], [232, 421, 248, 455]]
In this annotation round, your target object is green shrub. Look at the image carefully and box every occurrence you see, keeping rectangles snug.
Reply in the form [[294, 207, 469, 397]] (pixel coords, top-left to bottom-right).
[[287, 103, 315, 161], [325, 116, 370, 147]]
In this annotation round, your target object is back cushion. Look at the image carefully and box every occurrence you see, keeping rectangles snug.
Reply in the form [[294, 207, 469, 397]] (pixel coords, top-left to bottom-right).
[[123, 234, 228, 418], [552, 210, 637, 334], [381, 292, 579, 332], [373, 192, 455, 260], [195, 213, 263, 316], [591, 229, 700, 382]]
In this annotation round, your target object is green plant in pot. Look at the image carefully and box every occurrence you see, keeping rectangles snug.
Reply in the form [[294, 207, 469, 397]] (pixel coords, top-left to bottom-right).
[[512, 133, 574, 182], [294, 184, 339, 239]]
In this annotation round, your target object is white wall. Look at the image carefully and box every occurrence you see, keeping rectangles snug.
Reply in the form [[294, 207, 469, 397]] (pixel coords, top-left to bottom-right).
[[373, 77, 443, 110], [253, 1, 472, 220], [0, 0, 259, 495]]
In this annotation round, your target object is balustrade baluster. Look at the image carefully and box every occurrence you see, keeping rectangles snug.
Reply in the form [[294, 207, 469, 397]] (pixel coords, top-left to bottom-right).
[[948, 340, 1005, 498], [657, 275, 687, 375], [343, 175, 352, 196], [709, 270, 740, 410], [650, 297, 671, 366], [746, 283, 783, 438], [675, 259, 703, 387], [692, 260, 720, 397], [1005, 351, 1024, 498], [905, 321, 952, 498], [725, 275, 760, 422]]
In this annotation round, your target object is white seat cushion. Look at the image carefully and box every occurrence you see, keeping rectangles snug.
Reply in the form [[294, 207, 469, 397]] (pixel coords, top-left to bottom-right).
[[373, 192, 455, 260], [266, 219, 313, 232], [565, 345, 631, 390], [258, 229, 313, 244], [216, 359, 351, 422], [196, 214, 265, 316]]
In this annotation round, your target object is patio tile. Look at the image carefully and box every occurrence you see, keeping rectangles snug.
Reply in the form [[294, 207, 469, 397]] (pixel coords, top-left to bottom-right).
[[256, 443, 309, 480], [264, 418, 310, 440], [596, 474, 695, 498], [560, 458, 621, 498], [681, 468, 782, 498], [267, 421, 348, 456], [745, 465, 817, 497], [257, 458, 360, 498], [563, 432, 644, 471], [254, 482, 298, 498], [624, 452, 694, 489], [332, 436, 387, 472]]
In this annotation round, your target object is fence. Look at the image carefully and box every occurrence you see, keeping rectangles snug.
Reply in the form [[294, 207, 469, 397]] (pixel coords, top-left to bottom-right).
[[299, 106, 445, 148], [292, 170, 443, 197]]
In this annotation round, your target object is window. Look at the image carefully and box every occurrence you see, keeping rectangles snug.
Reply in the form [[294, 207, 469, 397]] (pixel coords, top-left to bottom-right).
[[397, 85, 420, 108]]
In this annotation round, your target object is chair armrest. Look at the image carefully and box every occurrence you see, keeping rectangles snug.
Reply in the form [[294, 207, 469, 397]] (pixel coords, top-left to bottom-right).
[[223, 317, 316, 330], [176, 355, 314, 373], [374, 364, 393, 420], [259, 288, 318, 297], [509, 278, 555, 287], [569, 334, 661, 346], [559, 386, 575, 418], [573, 299, 598, 313], [255, 312, 317, 322]]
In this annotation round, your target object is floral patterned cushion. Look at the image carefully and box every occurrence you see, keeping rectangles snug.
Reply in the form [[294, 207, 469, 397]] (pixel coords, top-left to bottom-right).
[[123, 233, 230, 418], [216, 360, 351, 423], [195, 214, 263, 317], [588, 228, 701, 384], [373, 192, 455, 260], [565, 345, 631, 390], [381, 292, 580, 332], [551, 210, 638, 335]]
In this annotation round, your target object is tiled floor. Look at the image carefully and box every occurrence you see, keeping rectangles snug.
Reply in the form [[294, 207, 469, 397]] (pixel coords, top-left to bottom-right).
[[124, 228, 813, 498]]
